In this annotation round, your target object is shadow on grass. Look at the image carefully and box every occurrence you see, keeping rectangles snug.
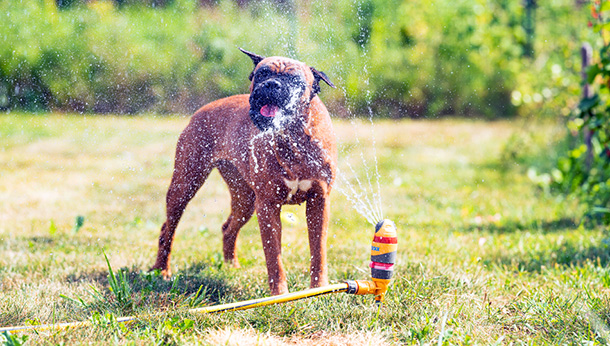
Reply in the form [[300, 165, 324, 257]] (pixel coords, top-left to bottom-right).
[[464, 217, 578, 234], [28, 236, 55, 244], [66, 261, 235, 305], [461, 214, 610, 273], [485, 239, 610, 273]]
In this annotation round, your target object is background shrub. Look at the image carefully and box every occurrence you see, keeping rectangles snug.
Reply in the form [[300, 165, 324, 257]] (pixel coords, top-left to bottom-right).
[[0, 0, 591, 117], [554, 1, 610, 225]]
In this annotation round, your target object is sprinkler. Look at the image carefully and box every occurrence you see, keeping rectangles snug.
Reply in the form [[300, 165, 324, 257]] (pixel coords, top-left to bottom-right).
[[346, 219, 397, 305], [192, 218, 397, 313], [0, 219, 397, 334]]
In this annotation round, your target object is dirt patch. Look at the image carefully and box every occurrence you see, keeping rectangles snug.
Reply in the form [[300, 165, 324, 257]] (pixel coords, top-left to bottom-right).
[[205, 328, 390, 346]]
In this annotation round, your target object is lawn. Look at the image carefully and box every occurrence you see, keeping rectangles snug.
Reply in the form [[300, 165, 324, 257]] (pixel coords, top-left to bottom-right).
[[0, 114, 608, 345]]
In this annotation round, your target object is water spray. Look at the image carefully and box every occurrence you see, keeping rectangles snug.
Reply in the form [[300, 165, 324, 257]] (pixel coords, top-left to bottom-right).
[[0, 220, 397, 334]]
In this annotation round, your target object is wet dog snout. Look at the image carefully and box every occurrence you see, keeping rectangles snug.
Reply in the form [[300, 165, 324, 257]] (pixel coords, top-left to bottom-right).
[[261, 79, 282, 91]]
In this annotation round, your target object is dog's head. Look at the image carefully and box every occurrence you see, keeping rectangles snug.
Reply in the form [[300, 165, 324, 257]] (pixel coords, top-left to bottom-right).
[[240, 48, 335, 132]]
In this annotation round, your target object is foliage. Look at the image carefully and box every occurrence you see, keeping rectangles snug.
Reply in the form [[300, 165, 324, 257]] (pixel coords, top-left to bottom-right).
[[60, 250, 222, 318], [0, 0, 590, 117], [0, 332, 28, 346], [104, 251, 134, 311], [555, 1, 610, 225]]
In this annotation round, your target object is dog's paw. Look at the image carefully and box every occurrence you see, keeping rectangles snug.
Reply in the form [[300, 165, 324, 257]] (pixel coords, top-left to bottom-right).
[[225, 258, 241, 269], [160, 269, 172, 280], [310, 276, 329, 289], [148, 266, 172, 280], [271, 283, 289, 296]]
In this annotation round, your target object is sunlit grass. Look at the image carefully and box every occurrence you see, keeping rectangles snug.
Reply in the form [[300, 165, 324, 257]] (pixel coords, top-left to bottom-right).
[[0, 114, 608, 344]]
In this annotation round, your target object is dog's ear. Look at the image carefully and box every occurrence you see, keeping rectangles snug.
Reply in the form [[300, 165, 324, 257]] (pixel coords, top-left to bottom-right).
[[239, 47, 265, 65], [239, 48, 265, 81], [310, 67, 336, 96]]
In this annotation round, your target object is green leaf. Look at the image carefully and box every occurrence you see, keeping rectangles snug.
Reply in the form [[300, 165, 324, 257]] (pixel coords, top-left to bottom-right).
[[103, 250, 122, 301], [592, 22, 610, 33], [601, 1, 610, 12], [587, 64, 602, 84], [49, 220, 57, 236], [72, 215, 85, 234], [179, 319, 194, 331], [578, 95, 600, 112], [592, 207, 610, 214], [0, 331, 28, 346]]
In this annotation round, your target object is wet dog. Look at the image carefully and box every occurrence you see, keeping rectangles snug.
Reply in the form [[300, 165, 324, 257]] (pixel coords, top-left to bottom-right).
[[151, 48, 337, 295]]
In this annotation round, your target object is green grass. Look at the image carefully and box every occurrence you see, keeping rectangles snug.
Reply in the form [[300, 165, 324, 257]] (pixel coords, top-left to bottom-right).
[[0, 114, 608, 344]]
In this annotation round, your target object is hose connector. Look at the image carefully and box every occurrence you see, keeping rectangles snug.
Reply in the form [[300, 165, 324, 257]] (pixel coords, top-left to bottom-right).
[[345, 279, 378, 295]]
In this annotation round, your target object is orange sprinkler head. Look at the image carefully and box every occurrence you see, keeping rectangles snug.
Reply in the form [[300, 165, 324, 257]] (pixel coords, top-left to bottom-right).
[[346, 219, 397, 305], [370, 219, 397, 304]]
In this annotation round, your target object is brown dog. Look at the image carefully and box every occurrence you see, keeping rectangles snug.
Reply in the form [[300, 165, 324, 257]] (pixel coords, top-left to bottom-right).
[[151, 48, 337, 295]]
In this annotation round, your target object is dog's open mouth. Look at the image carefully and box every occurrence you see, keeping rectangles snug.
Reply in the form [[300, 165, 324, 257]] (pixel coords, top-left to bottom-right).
[[260, 104, 279, 118]]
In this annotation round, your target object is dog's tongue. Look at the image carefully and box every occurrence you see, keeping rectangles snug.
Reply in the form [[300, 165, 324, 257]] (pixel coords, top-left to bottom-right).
[[260, 104, 279, 117]]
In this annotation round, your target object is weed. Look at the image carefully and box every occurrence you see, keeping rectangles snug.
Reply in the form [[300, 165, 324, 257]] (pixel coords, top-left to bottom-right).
[[48, 220, 57, 236], [104, 251, 134, 312], [164, 317, 194, 333], [72, 215, 85, 234], [0, 332, 28, 346], [60, 251, 134, 315], [185, 285, 209, 309]]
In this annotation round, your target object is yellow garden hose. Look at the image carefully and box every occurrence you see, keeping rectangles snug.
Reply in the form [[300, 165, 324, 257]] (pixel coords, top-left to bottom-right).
[[191, 283, 349, 314], [0, 317, 136, 334], [0, 219, 397, 335], [0, 284, 349, 334]]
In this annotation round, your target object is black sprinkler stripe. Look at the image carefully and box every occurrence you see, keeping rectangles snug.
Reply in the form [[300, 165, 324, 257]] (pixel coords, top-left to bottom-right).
[[371, 251, 397, 264], [371, 268, 393, 280]]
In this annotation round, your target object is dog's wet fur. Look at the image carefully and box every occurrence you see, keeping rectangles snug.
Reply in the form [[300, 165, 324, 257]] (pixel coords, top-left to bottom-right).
[[151, 48, 337, 295]]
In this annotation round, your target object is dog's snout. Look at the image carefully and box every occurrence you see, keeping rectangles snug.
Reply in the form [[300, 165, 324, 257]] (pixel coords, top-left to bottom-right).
[[262, 79, 282, 90]]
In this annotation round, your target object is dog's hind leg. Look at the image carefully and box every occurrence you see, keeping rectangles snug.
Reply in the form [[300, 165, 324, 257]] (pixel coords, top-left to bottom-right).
[[152, 131, 212, 278], [217, 160, 255, 268]]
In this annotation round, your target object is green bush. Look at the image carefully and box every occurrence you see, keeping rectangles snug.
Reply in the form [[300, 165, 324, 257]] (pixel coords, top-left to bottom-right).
[[0, 0, 591, 116], [554, 1, 610, 225]]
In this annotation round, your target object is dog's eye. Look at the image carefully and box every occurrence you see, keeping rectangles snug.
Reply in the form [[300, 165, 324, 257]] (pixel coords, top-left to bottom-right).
[[255, 70, 271, 81], [287, 75, 305, 87]]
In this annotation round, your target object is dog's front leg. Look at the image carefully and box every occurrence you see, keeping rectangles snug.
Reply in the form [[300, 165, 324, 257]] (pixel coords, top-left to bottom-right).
[[255, 198, 288, 295], [306, 182, 330, 288]]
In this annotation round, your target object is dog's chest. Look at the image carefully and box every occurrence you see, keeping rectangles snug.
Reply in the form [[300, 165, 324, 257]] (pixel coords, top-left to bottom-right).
[[282, 178, 313, 204], [284, 178, 311, 195], [248, 131, 332, 204]]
